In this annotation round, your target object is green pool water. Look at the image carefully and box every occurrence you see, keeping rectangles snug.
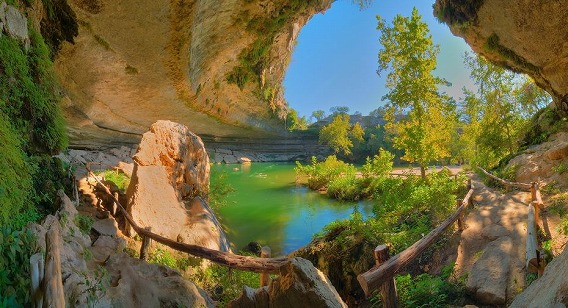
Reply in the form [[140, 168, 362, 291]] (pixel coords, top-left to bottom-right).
[[211, 162, 373, 256]]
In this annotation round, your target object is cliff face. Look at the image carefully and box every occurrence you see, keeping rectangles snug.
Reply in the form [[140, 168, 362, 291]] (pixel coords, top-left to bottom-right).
[[55, 0, 332, 148], [434, 0, 568, 113]]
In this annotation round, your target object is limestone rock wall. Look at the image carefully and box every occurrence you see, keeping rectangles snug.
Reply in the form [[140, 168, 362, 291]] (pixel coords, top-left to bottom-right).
[[55, 0, 332, 148], [435, 0, 568, 112]]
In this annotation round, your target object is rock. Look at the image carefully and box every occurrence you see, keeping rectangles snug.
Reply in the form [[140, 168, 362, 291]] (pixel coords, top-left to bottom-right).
[[31, 190, 215, 307], [238, 157, 252, 163], [92, 218, 119, 236], [545, 142, 568, 161], [481, 224, 509, 241], [229, 257, 347, 308], [466, 237, 513, 305], [133, 120, 209, 200], [126, 164, 189, 239], [118, 161, 134, 178], [222, 155, 239, 164], [291, 229, 376, 305], [0, 2, 29, 47], [126, 122, 229, 251], [510, 246, 568, 307]]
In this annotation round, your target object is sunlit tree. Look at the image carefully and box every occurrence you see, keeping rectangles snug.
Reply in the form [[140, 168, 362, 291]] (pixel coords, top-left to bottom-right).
[[311, 110, 326, 122], [459, 53, 551, 167], [319, 114, 363, 156], [377, 7, 456, 179]]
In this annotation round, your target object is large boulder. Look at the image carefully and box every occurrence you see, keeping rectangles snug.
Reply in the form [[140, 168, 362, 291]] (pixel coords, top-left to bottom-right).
[[126, 121, 229, 251], [228, 257, 347, 308], [510, 246, 568, 307], [466, 236, 512, 305], [30, 191, 214, 307], [134, 120, 210, 200]]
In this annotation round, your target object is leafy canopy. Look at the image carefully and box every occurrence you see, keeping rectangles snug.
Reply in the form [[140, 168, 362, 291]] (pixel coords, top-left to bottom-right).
[[377, 8, 456, 174]]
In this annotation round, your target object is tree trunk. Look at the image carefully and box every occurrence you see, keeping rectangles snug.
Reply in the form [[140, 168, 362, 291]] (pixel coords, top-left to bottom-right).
[[420, 165, 426, 181]]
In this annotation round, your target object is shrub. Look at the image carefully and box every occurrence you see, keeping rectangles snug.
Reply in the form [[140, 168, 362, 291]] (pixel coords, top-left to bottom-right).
[[96, 170, 130, 192], [295, 155, 353, 190], [392, 264, 465, 307], [0, 226, 38, 306]]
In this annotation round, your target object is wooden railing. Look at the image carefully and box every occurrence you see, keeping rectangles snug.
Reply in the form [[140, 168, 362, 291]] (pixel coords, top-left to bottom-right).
[[86, 168, 289, 273], [479, 166, 547, 275], [357, 180, 474, 305], [479, 167, 546, 276], [478, 167, 532, 190]]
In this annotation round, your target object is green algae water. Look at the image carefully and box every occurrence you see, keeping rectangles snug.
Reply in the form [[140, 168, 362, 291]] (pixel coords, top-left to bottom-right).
[[211, 163, 372, 256]]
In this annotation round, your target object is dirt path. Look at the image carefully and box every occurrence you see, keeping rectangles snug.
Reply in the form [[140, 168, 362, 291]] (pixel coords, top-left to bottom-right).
[[455, 174, 531, 305]]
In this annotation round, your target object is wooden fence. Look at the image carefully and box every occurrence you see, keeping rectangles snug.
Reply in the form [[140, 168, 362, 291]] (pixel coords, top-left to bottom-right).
[[357, 180, 474, 306]]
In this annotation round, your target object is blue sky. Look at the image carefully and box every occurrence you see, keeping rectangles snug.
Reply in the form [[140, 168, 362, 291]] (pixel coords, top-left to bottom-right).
[[283, 0, 475, 118]]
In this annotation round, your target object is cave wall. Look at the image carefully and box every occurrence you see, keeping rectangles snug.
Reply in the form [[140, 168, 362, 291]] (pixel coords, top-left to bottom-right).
[[435, 0, 568, 112], [55, 0, 332, 148]]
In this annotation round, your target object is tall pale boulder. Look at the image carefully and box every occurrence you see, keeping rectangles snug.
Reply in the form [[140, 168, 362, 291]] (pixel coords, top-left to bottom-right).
[[134, 120, 210, 200], [126, 121, 229, 251]]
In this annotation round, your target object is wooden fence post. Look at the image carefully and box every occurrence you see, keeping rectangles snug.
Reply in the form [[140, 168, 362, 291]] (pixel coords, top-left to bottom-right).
[[374, 245, 399, 308], [530, 182, 537, 202], [44, 222, 65, 308], [30, 252, 44, 308], [140, 227, 152, 261], [260, 246, 271, 287], [456, 199, 464, 231]]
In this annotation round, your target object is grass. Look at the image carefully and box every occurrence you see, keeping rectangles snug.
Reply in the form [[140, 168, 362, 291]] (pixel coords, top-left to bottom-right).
[[96, 170, 130, 192]]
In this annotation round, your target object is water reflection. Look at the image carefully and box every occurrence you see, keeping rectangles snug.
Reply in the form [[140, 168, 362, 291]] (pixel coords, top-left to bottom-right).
[[212, 163, 373, 256]]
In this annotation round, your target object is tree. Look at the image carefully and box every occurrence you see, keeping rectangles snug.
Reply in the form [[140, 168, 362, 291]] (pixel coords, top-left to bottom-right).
[[286, 108, 308, 131], [311, 110, 326, 122], [377, 7, 456, 179], [319, 114, 363, 156], [459, 53, 552, 167], [329, 106, 350, 116]]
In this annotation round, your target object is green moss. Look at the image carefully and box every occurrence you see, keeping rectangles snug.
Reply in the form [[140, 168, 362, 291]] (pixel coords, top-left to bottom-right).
[[0, 30, 69, 229], [226, 0, 316, 90], [484, 33, 540, 74], [39, 0, 78, 56], [433, 0, 484, 25]]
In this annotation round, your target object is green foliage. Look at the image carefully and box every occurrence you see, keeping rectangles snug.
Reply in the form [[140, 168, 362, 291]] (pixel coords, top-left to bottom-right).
[[209, 168, 236, 209], [0, 227, 37, 306], [295, 156, 353, 190], [521, 107, 566, 147], [393, 264, 465, 307], [319, 114, 365, 157], [77, 266, 110, 307], [96, 170, 130, 192], [377, 8, 456, 172], [148, 247, 178, 269], [193, 259, 260, 306], [286, 108, 308, 131], [552, 162, 568, 175], [459, 53, 549, 168], [147, 246, 192, 272], [75, 214, 94, 235], [433, 0, 484, 25], [227, 0, 316, 90], [311, 110, 326, 122]]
